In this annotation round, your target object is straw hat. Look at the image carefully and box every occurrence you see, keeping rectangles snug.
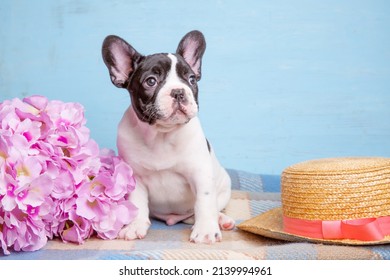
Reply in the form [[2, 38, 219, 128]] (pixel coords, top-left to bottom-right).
[[237, 157, 390, 245]]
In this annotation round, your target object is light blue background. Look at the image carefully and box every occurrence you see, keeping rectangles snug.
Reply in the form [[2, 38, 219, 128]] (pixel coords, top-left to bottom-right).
[[1, 0, 389, 176]]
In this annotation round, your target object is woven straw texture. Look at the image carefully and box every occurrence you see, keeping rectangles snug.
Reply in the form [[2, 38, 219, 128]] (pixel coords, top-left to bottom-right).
[[281, 157, 390, 220]]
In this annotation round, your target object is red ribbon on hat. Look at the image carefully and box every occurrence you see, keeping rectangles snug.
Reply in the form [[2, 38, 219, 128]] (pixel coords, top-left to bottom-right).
[[283, 215, 390, 241]]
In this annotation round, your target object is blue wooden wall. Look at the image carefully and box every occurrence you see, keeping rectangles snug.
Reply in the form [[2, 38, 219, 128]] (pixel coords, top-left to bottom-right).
[[1, 0, 389, 176]]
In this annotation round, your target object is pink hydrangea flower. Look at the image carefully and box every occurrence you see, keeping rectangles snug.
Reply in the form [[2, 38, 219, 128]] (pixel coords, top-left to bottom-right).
[[60, 209, 94, 244], [0, 95, 137, 255], [75, 152, 137, 240]]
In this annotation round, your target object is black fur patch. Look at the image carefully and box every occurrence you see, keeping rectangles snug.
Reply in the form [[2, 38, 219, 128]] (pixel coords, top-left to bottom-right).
[[127, 54, 172, 124], [206, 138, 211, 153]]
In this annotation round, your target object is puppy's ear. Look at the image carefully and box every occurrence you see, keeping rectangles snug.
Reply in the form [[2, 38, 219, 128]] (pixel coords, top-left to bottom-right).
[[176, 30, 206, 81], [102, 35, 143, 88]]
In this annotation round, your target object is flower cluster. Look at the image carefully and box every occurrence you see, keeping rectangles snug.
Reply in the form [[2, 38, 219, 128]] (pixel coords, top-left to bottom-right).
[[0, 96, 137, 255]]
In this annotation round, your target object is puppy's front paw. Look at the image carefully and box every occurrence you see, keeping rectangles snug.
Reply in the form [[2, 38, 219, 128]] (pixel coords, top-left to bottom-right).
[[118, 219, 151, 240], [190, 220, 222, 244], [218, 213, 235, 230]]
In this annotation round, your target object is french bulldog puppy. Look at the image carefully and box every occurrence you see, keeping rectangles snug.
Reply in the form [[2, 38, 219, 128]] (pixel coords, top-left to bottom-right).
[[102, 30, 234, 244]]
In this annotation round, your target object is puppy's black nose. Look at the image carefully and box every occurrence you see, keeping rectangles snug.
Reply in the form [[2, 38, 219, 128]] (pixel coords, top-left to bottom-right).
[[171, 88, 187, 104]]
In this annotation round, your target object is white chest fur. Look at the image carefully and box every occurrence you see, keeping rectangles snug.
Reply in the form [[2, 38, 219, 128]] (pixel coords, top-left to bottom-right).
[[117, 106, 225, 217]]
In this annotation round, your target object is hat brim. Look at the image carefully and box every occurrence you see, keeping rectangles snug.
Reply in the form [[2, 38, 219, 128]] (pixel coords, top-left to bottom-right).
[[237, 208, 390, 246]]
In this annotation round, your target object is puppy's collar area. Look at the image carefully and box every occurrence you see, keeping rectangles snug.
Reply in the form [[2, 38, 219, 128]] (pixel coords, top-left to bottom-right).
[[154, 123, 187, 133]]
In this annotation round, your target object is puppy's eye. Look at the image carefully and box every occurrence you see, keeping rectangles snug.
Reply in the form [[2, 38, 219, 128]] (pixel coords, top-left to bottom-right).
[[188, 75, 197, 85], [144, 77, 157, 87]]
